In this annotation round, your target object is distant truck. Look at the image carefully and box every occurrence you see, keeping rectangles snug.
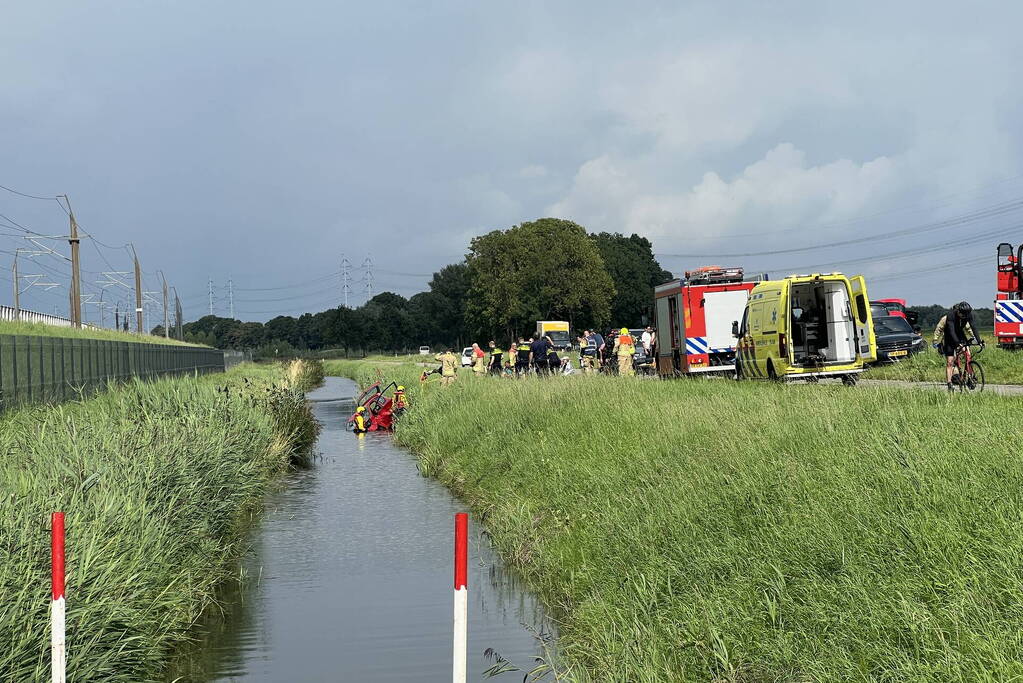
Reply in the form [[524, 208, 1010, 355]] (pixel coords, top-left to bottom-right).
[[653, 266, 766, 377], [536, 321, 571, 350]]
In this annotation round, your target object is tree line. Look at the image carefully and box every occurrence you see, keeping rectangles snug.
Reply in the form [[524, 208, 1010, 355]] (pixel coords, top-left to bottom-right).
[[169, 219, 672, 353]]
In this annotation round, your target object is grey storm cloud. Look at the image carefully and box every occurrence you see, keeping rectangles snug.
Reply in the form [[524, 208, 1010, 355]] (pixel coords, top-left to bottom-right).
[[2, 1, 1021, 321]]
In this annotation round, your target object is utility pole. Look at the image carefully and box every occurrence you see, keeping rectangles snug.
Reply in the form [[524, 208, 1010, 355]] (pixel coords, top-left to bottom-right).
[[362, 256, 374, 302], [341, 255, 352, 308], [115, 301, 120, 330], [172, 286, 183, 339], [61, 196, 82, 328], [12, 258, 19, 321], [228, 278, 235, 319], [130, 244, 142, 333], [160, 271, 169, 338], [208, 278, 215, 316]]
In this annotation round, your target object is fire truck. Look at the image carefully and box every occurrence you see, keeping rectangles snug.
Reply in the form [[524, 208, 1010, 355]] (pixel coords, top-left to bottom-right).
[[653, 266, 767, 376], [996, 243, 1023, 348]]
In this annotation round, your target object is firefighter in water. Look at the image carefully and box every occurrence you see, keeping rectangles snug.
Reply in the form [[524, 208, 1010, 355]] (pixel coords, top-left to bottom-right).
[[353, 406, 368, 434], [613, 327, 636, 376], [393, 385, 408, 416], [488, 341, 503, 375], [435, 349, 459, 385]]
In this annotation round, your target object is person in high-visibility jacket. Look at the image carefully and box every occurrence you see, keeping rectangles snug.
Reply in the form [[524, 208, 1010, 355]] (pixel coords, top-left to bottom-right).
[[471, 343, 486, 376], [435, 349, 459, 385], [515, 337, 532, 376], [394, 385, 408, 416], [353, 405, 368, 433], [488, 341, 504, 375], [613, 327, 635, 376]]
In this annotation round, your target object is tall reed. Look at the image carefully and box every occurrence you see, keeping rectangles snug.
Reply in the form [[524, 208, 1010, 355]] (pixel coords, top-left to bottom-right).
[[0, 363, 317, 681]]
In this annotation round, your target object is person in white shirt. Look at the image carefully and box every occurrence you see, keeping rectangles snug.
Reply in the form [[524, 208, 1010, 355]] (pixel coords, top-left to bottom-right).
[[640, 326, 654, 353]]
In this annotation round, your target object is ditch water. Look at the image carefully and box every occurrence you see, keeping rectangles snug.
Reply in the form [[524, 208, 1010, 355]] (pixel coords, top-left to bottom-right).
[[167, 376, 554, 682]]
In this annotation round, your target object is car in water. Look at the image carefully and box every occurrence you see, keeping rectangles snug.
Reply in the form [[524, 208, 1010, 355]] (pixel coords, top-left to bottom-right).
[[873, 315, 924, 362], [461, 347, 474, 366], [418, 345, 431, 355]]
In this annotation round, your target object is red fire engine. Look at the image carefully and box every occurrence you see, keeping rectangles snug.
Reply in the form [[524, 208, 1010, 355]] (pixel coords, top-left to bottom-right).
[[996, 243, 1023, 348], [653, 266, 767, 376]]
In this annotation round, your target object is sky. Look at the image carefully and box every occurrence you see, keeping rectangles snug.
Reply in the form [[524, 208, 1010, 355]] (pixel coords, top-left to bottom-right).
[[2, 1, 1022, 324]]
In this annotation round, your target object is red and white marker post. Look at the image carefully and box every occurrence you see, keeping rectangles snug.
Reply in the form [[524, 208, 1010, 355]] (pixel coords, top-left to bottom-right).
[[453, 512, 468, 683], [51, 512, 66, 683]]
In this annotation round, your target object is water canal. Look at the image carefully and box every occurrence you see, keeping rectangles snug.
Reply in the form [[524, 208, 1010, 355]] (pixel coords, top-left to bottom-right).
[[168, 376, 554, 681]]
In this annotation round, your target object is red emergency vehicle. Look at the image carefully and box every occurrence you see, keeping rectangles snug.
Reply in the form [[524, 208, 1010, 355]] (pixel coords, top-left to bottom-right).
[[653, 266, 767, 376], [995, 242, 1023, 348]]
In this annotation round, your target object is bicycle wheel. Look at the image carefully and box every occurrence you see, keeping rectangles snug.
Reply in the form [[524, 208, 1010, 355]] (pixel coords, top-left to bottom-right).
[[965, 361, 985, 392]]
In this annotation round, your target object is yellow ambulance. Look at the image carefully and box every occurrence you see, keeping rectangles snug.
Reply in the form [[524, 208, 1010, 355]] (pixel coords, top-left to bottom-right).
[[732, 273, 876, 384]]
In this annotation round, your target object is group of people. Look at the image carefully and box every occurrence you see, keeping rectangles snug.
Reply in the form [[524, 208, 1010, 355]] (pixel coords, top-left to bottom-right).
[[423, 325, 656, 383]]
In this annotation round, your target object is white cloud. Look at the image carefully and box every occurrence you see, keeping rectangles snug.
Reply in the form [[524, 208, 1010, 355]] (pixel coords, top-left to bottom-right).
[[548, 143, 899, 247]]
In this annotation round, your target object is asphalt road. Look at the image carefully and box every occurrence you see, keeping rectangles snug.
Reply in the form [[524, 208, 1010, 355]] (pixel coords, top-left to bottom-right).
[[860, 379, 1023, 396]]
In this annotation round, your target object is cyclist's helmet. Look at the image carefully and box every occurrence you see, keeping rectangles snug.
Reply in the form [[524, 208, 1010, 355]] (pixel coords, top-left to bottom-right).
[[954, 301, 972, 316]]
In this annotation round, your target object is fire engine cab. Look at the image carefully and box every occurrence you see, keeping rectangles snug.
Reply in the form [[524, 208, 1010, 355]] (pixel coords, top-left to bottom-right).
[[996, 242, 1023, 348], [653, 266, 767, 377]]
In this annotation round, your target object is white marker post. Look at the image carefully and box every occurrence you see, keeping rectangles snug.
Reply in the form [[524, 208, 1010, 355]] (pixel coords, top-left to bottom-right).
[[51, 512, 66, 683], [453, 512, 468, 683]]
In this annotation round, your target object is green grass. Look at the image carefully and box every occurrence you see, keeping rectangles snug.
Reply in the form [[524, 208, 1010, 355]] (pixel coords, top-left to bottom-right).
[[0, 320, 204, 346], [866, 344, 1023, 385], [0, 361, 321, 681], [328, 359, 1023, 682]]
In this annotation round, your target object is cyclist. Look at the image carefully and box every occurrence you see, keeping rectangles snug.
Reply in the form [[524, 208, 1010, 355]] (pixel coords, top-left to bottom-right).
[[933, 301, 983, 391]]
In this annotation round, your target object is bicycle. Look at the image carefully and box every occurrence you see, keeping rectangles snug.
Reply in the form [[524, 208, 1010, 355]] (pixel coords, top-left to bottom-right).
[[950, 342, 985, 392]]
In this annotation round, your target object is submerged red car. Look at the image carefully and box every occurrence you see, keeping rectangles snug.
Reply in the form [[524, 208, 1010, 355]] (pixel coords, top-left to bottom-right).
[[346, 381, 398, 432]]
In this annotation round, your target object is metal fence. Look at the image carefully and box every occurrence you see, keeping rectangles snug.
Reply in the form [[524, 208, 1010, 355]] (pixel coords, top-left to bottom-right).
[[0, 305, 100, 329], [223, 349, 252, 369], [0, 335, 225, 412]]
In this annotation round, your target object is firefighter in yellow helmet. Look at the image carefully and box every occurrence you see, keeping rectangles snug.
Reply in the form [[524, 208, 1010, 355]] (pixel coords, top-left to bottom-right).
[[353, 406, 368, 434], [435, 349, 459, 385], [613, 327, 635, 376], [394, 385, 408, 416]]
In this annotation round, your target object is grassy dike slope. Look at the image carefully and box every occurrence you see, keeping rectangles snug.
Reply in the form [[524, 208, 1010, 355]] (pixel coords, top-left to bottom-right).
[[0, 361, 321, 682], [0, 319, 203, 346], [327, 360, 1023, 682]]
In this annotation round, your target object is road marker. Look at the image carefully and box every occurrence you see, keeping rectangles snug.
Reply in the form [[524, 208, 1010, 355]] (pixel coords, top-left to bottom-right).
[[51, 512, 66, 683], [453, 512, 468, 683]]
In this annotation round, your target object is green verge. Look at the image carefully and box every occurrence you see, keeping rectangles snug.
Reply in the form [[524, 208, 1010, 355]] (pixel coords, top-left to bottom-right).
[[866, 344, 1023, 385], [326, 359, 1023, 682], [0, 320, 204, 346], [0, 360, 322, 681]]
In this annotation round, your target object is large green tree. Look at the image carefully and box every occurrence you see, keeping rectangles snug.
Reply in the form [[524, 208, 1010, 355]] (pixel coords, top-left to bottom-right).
[[426, 263, 469, 346], [465, 218, 614, 340], [590, 232, 673, 326]]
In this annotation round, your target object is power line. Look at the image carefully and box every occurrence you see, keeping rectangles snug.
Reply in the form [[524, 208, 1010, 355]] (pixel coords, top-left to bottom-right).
[[657, 197, 1023, 260], [0, 183, 60, 201]]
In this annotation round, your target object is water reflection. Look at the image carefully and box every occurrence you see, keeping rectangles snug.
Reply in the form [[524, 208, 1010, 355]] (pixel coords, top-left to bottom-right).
[[167, 377, 554, 682]]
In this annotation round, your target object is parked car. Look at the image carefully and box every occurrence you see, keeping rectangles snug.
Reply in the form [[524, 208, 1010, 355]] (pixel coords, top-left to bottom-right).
[[418, 345, 431, 356], [873, 315, 924, 362], [461, 347, 474, 367]]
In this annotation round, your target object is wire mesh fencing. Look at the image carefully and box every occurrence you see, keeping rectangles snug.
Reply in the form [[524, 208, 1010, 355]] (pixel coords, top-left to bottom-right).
[[0, 335, 225, 412]]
